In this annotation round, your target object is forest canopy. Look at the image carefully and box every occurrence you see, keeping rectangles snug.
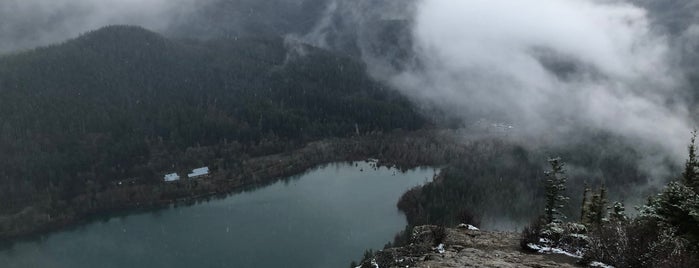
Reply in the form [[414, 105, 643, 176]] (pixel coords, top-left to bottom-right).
[[0, 25, 425, 212]]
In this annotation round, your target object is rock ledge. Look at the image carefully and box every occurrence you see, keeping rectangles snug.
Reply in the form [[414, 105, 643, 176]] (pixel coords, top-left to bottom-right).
[[358, 225, 580, 268]]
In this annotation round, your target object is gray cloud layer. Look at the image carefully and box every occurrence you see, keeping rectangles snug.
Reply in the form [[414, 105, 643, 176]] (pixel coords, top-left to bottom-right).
[[0, 0, 328, 54], [0, 0, 199, 53], [409, 0, 691, 155], [308, 0, 695, 166]]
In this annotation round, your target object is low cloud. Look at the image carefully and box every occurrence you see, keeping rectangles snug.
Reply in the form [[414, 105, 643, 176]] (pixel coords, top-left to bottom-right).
[[0, 0, 329, 54], [309, 0, 695, 165], [0, 0, 196, 53]]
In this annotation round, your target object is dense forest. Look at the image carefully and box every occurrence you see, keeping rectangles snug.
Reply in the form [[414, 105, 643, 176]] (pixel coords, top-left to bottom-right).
[[0, 25, 425, 216], [1, 1, 698, 267], [393, 129, 661, 229], [516, 135, 699, 267], [0, 25, 685, 248]]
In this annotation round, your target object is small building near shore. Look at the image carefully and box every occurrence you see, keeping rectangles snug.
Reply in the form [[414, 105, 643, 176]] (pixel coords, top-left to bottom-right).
[[164, 173, 180, 182], [188, 167, 210, 179]]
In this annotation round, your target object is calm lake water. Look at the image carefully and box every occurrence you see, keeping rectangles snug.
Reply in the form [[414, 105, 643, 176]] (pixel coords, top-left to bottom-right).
[[0, 161, 436, 268]]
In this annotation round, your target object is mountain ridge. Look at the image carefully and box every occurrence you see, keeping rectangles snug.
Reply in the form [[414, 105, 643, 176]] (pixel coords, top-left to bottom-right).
[[0, 24, 426, 230]]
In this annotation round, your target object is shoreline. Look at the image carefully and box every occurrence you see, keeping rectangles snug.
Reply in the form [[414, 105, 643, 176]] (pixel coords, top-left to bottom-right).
[[0, 130, 470, 242]]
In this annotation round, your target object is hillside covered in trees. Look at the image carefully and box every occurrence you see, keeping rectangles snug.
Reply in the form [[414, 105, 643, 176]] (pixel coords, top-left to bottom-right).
[[0, 25, 425, 217], [516, 139, 699, 267]]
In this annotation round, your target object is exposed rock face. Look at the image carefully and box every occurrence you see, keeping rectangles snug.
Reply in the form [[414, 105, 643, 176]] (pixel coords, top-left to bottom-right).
[[359, 225, 580, 268]]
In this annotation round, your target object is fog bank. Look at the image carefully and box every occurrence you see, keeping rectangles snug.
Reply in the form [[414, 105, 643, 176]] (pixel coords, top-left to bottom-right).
[[309, 0, 695, 166]]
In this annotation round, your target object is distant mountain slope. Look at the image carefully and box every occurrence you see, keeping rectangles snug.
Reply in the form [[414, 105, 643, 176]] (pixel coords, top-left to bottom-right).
[[633, 0, 699, 34], [0, 25, 425, 212]]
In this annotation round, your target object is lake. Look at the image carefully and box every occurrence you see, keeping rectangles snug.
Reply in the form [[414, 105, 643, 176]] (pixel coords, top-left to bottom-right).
[[0, 161, 436, 268]]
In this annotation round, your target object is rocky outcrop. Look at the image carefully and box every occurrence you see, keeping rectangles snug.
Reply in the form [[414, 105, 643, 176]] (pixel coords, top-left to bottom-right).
[[358, 225, 581, 268]]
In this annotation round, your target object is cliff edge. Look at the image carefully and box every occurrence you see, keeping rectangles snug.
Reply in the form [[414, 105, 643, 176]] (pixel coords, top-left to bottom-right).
[[357, 225, 581, 268]]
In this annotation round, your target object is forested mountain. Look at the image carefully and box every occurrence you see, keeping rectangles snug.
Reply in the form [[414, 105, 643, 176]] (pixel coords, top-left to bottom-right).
[[0, 25, 425, 213], [1, 2, 698, 267]]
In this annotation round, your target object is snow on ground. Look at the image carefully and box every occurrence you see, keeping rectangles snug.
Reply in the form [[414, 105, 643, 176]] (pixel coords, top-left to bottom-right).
[[435, 243, 446, 254], [456, 223, 479, 230], [589, 261, 615, 268], [370, 258, 379, 268], [526, 243, 582, 259]]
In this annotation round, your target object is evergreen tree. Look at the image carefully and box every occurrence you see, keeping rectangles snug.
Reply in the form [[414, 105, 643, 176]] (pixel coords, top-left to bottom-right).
[[609, 201, 627, 222], [580, 183, 590, 223], [584, 186, 609, 226], [544, 157, 569, 224], [641, 181, 699, 242], [637, 133, 699, 242], [683, 130, 699, 193]]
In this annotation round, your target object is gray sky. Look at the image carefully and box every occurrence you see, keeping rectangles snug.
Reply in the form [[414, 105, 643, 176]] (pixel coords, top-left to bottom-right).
[[0, 0, 325, 53], [0, 0, 200, 53]]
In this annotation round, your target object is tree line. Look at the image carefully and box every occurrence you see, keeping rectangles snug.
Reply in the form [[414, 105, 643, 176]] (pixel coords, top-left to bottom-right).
[[521, 132, 699, 267], [0, 25, 425, 215]]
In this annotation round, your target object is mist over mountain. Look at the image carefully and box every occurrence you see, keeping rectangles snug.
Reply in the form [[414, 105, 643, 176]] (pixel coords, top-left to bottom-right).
[[0, 0, 332, 53], [300, 0, 699, 181], [0, 0, 696, 215], [2, 2, 699, 266], [0, 0, 696, 204], [633, 0, 699, 93]]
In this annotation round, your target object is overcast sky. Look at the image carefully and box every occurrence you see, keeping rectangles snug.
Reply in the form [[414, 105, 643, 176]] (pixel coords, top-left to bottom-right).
[[0, 0, 329, 53]]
